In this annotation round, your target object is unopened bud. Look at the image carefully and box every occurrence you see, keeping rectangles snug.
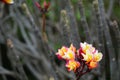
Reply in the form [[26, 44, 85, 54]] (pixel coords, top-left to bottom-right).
[[7, 39, 14, 48]]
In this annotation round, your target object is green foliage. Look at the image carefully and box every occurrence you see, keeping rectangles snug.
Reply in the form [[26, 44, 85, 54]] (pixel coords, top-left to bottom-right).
[[71, 0, 78, 4], [76, 9, 81, 21], [26, 0, 120, 22], [54, 42, 62, 51], [114, 5, 120, 19], [26, 0, 32, 6], [26, 0, 34, 12]]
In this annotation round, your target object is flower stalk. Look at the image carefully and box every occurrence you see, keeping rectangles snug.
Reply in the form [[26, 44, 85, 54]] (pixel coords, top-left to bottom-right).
[[35, 1, 50, 42]]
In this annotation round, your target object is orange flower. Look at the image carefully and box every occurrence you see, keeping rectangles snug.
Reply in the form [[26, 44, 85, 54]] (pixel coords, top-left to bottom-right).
[[63, 49, 75, 60], [88, 61, 98, 69], [80, 42, 95, 54], [0, 0, 14, 4], [69, 44, 76, 52], [66, 60, 80, 72], [82, 50, 103, 63], [93, 51, 103, 62], [56, 46, 68, 59], [56, 44, 76, 60], [82, 50, 93, 62]]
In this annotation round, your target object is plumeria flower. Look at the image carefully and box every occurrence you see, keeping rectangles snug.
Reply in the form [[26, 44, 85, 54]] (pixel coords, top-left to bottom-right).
[[63, 44, 76, 60], [0, 0, 14, 4], [83, 51, 103, 63], [80, 42, 95, 54], [56, 44, 79, 72], [56, 46, 68, 59], [69, 44, 76, 52], [63, 49, 75, 60], [80, 42, 103, 69], [56, 44, 76, 60], [88, 61, 98, 69], [82, 50, 93, 62], [66, 60, 80, 72], [93, 51, 103, 62]]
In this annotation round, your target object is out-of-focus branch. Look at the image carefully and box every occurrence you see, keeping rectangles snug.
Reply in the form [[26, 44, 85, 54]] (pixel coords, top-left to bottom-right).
[[60, 0, 80, 48], [78, 0, 92, 43], [22, 3, 42, 42], [93, 0, 105, 53], [0, 66, 16, 77], [0, 45, 7, 80], [108, 20, 120, 77], [107, 0, 114, 19], [93, 1, 105, 80], [7, 39, 28, 80], [98, 0, 119, 80], [60, 10, 71, 46]]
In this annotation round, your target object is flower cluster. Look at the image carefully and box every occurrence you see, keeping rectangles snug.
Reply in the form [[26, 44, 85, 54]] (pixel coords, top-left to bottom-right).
[[56, 44, 80, 72], [56, 42, 103, 77], [79, 42, 103, 69]]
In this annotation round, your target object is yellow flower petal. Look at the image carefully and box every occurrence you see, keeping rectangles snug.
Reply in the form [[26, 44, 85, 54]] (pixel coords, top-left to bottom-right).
[[93, 52, 103, 62], [56, 46, 68, 58], [63, 49, 75, 60], [61, 46, 68, 52], [66, 60, 80, 72], [89, 61, 98, 69], [82, 50, 93, 62], [80, 42, 92, 53], [69, 44, 76, 52]]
